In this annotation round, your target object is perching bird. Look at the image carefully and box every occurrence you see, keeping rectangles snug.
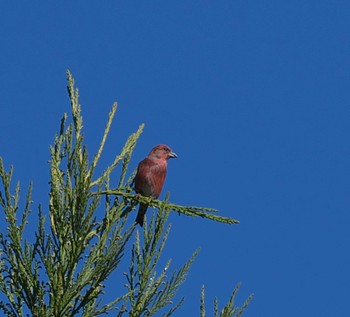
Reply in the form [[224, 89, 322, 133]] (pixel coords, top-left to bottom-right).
[[134, 144, 177, 226]]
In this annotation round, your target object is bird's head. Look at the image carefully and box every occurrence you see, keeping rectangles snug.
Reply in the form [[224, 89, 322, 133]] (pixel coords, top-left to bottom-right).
[[148, 144, 177, 160]]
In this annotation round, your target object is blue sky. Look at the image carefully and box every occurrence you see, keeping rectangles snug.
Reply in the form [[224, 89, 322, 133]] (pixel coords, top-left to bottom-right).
[[1, 1, 350, 316]]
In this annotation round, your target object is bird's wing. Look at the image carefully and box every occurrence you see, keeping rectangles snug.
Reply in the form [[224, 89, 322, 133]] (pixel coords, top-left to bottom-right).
[[134, 158, 167, 198]]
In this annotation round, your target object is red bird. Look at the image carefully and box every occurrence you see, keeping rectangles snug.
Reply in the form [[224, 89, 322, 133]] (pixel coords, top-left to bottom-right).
[[134, 144, 177, 226]]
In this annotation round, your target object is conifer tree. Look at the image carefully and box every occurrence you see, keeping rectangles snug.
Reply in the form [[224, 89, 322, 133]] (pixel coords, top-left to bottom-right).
[[0, 71, 252, 316]]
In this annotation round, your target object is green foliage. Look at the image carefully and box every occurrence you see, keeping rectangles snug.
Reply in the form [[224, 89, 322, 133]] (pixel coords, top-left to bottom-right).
[[124, 203, 199, 317], [201, 285, 253, 317], [0, 71, 251, 316]]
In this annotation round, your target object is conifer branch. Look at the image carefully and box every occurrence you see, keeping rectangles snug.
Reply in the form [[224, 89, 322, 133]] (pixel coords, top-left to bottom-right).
[[87, 102, 118, 182], [200, 285, 206, 317], [201, 284, 253, 317], [124, 204, 197, 316], [0, 71, 251, 316], [92, 190, 240, 225]]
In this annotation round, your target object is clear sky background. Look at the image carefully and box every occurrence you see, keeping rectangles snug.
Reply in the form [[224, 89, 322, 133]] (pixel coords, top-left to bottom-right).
[[1, 1, 350, 316]]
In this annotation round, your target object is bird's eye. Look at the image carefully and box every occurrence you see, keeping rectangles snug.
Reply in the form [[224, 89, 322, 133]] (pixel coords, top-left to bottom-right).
[[163, 147, 169, 152]]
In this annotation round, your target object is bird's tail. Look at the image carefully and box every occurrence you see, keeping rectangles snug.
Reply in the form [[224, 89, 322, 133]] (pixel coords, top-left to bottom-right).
[[135, 203, 148, 227]]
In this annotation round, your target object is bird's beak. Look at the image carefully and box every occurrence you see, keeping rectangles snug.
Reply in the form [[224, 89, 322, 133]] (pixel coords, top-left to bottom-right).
[[169, 151, 177, 158]]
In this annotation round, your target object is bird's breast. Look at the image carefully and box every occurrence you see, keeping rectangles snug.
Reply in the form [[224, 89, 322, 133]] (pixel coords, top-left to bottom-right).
[[134, 158, 168, 198]]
